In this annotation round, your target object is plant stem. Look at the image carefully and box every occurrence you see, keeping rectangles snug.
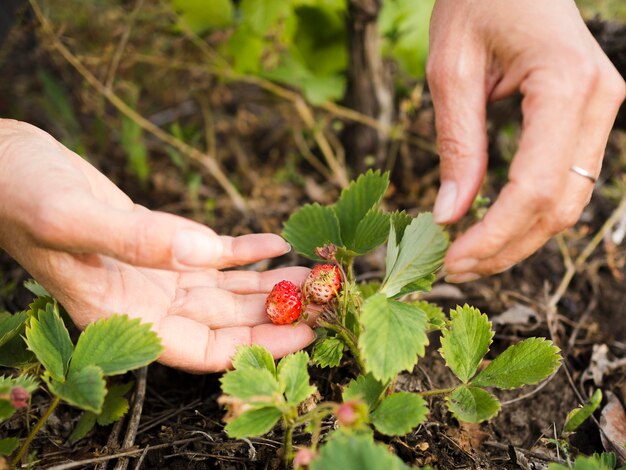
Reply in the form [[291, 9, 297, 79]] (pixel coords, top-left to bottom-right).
[[283, 418, 294, 469], [320, 322, 365, 372], [419, 387, 456, 398], [11, 395, 61, 467]]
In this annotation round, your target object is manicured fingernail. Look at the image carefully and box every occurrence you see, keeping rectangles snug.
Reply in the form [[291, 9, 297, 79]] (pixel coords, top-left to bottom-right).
[[446, 258, 479, 273], [173, 229, 223, 266], [433, 180, 458, 224], [446, 272, 480, 283]]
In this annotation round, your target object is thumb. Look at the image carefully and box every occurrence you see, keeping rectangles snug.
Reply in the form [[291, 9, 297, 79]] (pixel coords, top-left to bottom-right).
[[427, 59, 490, 224], [35, 196, 228, 269]]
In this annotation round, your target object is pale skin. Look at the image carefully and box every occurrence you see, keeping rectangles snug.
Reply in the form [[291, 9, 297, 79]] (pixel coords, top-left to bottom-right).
[[0, 0, 624, 372], [429, 0, 626, 282]]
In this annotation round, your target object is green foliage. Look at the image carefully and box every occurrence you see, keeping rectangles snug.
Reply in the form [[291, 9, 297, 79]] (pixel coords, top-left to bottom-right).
[[342, 373, 386, 411], [439, 305, 493, 383], [282, 204, 342, 260], [172, 0, 233, 33], [472, 338, 561, 389], [120, 88, 150, 184], [220, 368, 281, 402], [0, 437, 19, 457], [381, 213, 449, 297], [549, 453, 620, 470], [359, 294, 428, 383], [278, 352, 317, 405], [310, 432, 412, 470], [370, 392, 428, 436], [70, 315, 164, 376], [67, 412, 97, 445], [446, 386, 501, 423], [225, 407, 283, 439], [49, 365, 106, 413], [0, 311, 28, 348], [563, 389, 603, 435], [0, 375, 38, 423], [412, 300, 446, 331], [311, 336, 345, 368], [231, 344, 277, 375]]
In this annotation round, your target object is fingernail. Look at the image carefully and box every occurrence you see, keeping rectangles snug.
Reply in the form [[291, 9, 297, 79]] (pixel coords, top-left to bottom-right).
[[433, 180, 458, 224], [173, 229, 223, 266], [446, 272, 480, 283], [446, 258, 479, 273], [283, 243, 292, 254]]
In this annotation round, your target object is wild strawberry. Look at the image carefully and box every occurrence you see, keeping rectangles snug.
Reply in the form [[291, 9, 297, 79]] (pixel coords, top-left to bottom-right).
[[10, 387, 29, 409], [303, 264, 341, 304], [265, 280, 303, 325]]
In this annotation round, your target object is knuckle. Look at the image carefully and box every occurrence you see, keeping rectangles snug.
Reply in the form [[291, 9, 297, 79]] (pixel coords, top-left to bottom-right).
[[34, 198, 72, 246], [599, 67, 626, 104], [513, 179, 559, 208], [549, 205, 582, 232]]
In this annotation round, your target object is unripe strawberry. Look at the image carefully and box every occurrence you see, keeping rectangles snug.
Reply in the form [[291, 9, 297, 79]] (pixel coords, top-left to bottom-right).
[[293, 447, 317, 469], [303, 264, 341, 304], [10, 387, 29, 409], [335, 399, 368, 428], [265, 280, 303, 325]]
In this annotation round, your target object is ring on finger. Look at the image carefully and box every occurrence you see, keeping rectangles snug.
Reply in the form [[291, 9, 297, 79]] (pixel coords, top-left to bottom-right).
[[570, 165, 598, 184]]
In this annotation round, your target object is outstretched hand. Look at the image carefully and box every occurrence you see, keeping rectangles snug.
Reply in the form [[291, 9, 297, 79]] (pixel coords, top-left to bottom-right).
[[0, 120, 315, 372], [427, 0, 626, 282]]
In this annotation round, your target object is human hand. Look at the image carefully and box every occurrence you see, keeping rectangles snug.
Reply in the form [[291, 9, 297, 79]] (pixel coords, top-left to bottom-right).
[[427, 0, 626, 282], [0, 119, 315, 372]]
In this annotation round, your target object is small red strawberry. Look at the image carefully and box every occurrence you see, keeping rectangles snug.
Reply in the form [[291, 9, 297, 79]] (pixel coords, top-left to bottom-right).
[[265, 280, 303, 325], [303, 264, 342, 304]]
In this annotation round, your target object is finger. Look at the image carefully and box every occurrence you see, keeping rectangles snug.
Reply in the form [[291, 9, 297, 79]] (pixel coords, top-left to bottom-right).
[[427, 47, 490, 224], [445, 69, 588, 273], [177, 267, 310, 293], [169, 288, 268, 328], [157, 316, 316, 373], [31, 195, 291, 270]]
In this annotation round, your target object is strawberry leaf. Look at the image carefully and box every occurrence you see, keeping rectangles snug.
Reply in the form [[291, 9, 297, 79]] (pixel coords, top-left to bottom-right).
[[349, 209, 390, 255], [446, 385, 501, 423], [232, 345, 276, 377], [282, 204, 341, 260], [225, 406, 282, 439], [381, 213, 448, 298], [439, 305, 493, 384], [0, 311, 28, 348], [277, 352, 316, 405], [25, 302, 74, 382], [220, 368, 281, 402], [342, 373, 386, 411], [67, 412, 97, 444], [171, 0, 234, 34], [359, 294, 428, 383], [563, 389, 602, 435], [471, 338, 561, 389], [311, 337, 344, 368], [0, 437, 19, 456], [371, 392, 428, 436], [411, 300, 446, 331], [70, 315, 163, 376], [97, 381, 134, 426], [333, 170, 389, 248], [49, 365, 106, 413]]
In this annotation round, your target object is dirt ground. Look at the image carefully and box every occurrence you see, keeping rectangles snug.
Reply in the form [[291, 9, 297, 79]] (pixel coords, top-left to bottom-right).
[[1, 2, 626, 469]]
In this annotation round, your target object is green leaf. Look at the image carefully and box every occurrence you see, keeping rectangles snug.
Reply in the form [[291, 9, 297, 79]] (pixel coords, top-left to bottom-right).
[[371, 392, 428, 436], [120, 89, 150, 184], [0, 311, 28, 348], [0, 400, 16, 423], [359, 294, 429, 383], [389, 211, 413, 243], [333, 170, 390, 248], [232, 345, 276, 376], [282, 203, 342, 260], [171, 0, 234, 34], [0, 375, 38, 394], [67, 411, 97, 444], [225, 406, 283, 438], [446, 385, 501, 423], [563, 389, 603, 434], [49, 365, 106, 413], [549, 454, 615, 470], [393, 273, 436, 298], [342, 373, 386, 411], [311, 432, 411, 470], [311, 337, 344, 368], [472, 338, 561, 389], [0, 334, 35, 367], [412, 301, 446, 331], [349, 210, 390, 255], [25, 303, 74, 381], [220, 368, 281, 402], [277, 352, 316, 405], [71, 315, 163, 376], [0, 437, 19, 456], [23, 279, 50, 297], [97, 382, 134, 426], [381, 213, 448, 298], [239, 0, 291, 35], [357, 282, 381, 300], [439, 305, 493, 383]]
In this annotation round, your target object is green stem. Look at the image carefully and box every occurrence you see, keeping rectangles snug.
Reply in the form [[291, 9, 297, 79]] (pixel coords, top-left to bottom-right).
[[283, 418, 294, 469], [320, 322, 365, 372], [418, 387, 456, 398], [11, 396, 61, 467]]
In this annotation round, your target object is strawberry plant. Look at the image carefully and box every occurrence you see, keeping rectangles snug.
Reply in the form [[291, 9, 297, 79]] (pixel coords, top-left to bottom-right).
[[0, 291, 163, 465], [219, 170, 563, 468]]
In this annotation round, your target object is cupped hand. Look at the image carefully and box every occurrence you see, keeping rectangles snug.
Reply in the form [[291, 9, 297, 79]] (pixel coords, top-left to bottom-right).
[[427, 0, 626, 282], [0, 119, 315, 372]]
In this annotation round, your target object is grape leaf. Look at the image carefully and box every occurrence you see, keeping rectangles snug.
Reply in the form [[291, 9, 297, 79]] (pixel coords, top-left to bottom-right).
[[439, 305, 493, 383], [71, 315, 163, 376], [446, 385, 501, 423], [359, 294, 428, 382], [311, 337, 344, 368], [342, 373, 386, 411], [472, 338, 561, 389], [25, 303, 73, 381], [370, 392, 428, 436], [225, 406, 282, 438], [282, 203, 342, 260], [232, 345, 276, 376], [49, 365, 106, 413], [381, 213, 448, 298], [277, 352, 316, 405]]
